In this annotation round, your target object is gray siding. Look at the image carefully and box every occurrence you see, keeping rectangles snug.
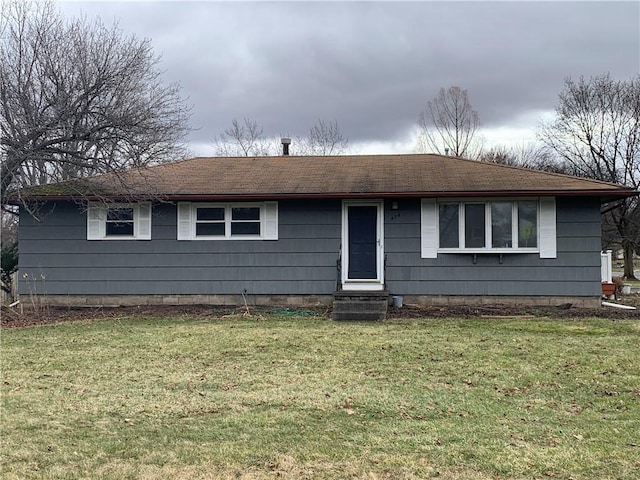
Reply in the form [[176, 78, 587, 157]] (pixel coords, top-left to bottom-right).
[[18, 200, 341, 296], [384, 197, 602, 297], [18, 197, 602, 298]]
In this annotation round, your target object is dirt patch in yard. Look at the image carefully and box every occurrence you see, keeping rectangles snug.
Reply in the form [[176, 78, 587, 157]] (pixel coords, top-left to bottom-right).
[[389, 293, 640, 320], [387, 300, 640, 320], [0, 304, 243, 329], [2, 296, 640, 328]]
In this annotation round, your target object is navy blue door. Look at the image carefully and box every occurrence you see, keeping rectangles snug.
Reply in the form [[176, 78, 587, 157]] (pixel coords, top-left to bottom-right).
[[348, 205, 378, 279]]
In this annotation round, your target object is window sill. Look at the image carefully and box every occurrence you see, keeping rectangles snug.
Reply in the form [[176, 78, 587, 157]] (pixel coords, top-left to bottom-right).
[[183, 236, 266, 241], [92, 236, 149, 241], [438, 248, 539, 254]]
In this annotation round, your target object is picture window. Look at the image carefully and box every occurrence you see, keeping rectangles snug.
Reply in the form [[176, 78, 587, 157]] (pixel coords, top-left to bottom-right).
[[437, 200, 540, 251]]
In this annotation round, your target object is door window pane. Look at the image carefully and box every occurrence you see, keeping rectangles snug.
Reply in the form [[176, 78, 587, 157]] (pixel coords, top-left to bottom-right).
[[439, 204, 459, 248], [465, 204, 485, 248], [491, 202, 512, 248]]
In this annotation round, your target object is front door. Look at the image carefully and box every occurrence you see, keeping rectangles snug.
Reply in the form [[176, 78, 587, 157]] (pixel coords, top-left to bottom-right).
[[342, 201, 384, 290]]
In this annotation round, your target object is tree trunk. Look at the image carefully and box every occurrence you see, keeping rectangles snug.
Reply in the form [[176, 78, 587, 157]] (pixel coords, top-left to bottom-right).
[[623, 243, 637, 279]]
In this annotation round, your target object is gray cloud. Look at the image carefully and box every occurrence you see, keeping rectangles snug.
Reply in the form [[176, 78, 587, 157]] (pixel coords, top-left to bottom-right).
[[60, 1, 639, 152]]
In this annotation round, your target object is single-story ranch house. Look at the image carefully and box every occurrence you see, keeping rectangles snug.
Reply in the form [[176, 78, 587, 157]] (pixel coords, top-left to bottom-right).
[[15, 153, 637, 316]]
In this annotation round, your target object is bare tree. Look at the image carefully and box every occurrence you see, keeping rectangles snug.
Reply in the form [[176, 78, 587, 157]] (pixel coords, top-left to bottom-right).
[[213, 118, 275, 156], [538, 73, 640, 278], [416, 86, 483, 159], [480, 143, 568, 174], [214, 118, 348, 156], [0, 0, 191, 212], [296, 119, 349, 155], [0, 211, 18, 299]]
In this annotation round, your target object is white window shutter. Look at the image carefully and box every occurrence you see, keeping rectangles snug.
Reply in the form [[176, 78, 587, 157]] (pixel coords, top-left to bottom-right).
[[177, 202, 192, 240], [539, 197, 557, 258], [87, 202, 106, 240], [263, 201, 279, 240], [136, 202, 152, 240], [420, 198, 438, 258]]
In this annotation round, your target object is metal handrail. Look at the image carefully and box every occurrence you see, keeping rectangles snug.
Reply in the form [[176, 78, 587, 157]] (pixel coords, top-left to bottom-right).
[[336, 248, 342, 291]]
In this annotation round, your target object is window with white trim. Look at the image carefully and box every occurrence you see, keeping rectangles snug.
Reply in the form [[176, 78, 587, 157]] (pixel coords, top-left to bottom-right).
[[87, 202, 152, 240], [106, 206, 135, 236], [177, 202, 278, 240], [421, 197, 556, 259]]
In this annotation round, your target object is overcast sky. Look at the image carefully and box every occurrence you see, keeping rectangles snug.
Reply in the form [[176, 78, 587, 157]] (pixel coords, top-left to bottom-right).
[[59, 1, 640, 156]]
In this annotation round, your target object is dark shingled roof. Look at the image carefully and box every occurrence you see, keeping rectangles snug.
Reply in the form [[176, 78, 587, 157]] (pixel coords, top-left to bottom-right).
[[22, 154, 639, 201]]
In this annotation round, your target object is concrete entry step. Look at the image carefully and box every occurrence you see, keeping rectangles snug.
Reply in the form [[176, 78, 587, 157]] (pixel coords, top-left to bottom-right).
[[332, 290, 389, 321]]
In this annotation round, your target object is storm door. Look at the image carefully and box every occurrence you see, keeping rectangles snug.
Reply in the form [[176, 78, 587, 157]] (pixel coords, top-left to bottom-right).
[[341, 201, 384, 290]]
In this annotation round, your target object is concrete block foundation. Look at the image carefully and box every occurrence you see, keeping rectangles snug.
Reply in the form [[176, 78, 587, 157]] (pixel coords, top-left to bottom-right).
[[27, 294, 602, 310]]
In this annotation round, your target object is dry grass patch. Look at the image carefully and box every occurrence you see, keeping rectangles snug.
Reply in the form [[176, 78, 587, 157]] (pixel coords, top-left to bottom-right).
[[2, 314, 639, 479]]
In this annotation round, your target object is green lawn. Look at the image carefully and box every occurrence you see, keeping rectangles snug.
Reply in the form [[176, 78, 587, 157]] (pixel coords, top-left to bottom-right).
[[2, 314, 639, 479]]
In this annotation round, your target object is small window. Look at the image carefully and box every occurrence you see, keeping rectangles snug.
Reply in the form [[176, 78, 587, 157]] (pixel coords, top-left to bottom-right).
[[178, 202, 278, 240], [87, 202, 151, 240], [231, 207, 261, 236], [106, 207, 134, 236], [195, 207, 225, 237]]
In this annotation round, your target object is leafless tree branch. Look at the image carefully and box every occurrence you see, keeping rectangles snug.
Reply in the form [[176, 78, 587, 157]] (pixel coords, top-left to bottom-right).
[[479, 143, 569, 174], [213, 118, 349, 157], [0, 0, 191, 211], [296, 119, 349, 155], [416, 86, 483, 159], [212, 118, 275, 156], [538, 73, 640, 277]]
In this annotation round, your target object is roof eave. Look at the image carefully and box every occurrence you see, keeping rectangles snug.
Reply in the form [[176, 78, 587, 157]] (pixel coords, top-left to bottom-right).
[[15, 188, 638, 203], [123, 188, 640, 201]]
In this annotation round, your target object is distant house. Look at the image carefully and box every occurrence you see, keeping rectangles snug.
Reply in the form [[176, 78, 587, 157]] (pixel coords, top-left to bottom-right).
[[15, 153, 637, 310]]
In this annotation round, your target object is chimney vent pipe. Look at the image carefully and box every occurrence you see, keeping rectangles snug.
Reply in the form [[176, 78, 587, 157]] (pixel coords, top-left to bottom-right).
[[281, 137, 291, 156]]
